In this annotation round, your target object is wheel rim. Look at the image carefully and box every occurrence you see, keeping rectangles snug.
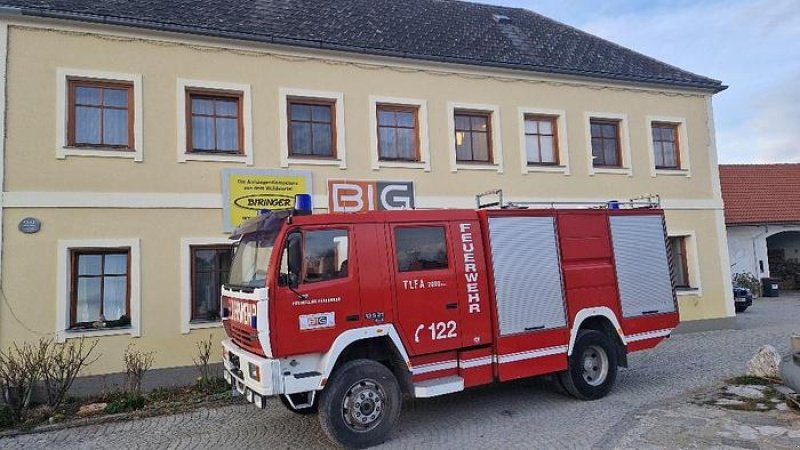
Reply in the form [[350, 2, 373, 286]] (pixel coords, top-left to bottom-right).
[[581, 344, 609, 386], [341, 379, 386, 432]]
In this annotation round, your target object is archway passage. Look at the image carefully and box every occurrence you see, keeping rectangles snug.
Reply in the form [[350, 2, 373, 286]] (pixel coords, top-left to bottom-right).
[[766, 231, 800, 290]]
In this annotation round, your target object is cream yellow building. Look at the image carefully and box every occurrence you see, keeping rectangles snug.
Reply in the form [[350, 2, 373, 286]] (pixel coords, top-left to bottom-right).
[[0, 1, 732, 385]]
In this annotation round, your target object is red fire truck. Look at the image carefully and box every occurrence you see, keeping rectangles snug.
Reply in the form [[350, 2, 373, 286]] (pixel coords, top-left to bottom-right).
[[221, 191, 679, 448]]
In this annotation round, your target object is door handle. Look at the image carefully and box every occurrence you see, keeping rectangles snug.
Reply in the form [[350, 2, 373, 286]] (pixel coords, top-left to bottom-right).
[[346, 314, 360, 322], [446, 302, 458, 310]]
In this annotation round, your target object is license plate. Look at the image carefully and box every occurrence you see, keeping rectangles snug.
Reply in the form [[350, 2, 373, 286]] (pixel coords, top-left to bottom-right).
[[735, 297, 747, 303]]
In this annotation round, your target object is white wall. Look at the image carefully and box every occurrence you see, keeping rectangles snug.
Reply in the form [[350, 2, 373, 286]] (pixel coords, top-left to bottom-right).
[[727, 224, 800, 279]]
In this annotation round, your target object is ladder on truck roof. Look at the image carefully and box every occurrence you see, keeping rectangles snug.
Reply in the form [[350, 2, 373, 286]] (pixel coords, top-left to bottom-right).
[[475, 189, 661, 210]]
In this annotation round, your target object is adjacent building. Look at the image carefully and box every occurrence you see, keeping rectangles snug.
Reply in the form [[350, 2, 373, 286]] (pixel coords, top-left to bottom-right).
[[0, 0, 733, 385], [722, 164, 800, 289]]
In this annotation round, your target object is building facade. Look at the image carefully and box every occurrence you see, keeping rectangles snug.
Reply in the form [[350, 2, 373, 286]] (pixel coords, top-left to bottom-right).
[[0, 1, 733, 382]]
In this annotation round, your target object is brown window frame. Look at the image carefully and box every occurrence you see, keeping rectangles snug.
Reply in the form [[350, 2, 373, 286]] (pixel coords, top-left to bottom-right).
[[454, 110, 494, 164], [652, 122, 681, 169], [524, 114, 560, 166], [190, 245, 233, 322], [590, 118, 622, 168], [67, 78, 135, 150], [287, 97, 337, 159], [69, 248, 131, 330], [669, 237, 691, 289], [185, 88, 244, 154], [377, 104, 421, 162]]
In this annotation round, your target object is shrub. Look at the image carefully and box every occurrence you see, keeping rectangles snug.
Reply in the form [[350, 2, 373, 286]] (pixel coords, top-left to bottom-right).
[[192, 335, 216, 393], [104, 394, 146, 414], [732, 272, 761, 297], [0, 339, 48, 423], [41, 337, 100, 409], [123, 344, 155, 395]]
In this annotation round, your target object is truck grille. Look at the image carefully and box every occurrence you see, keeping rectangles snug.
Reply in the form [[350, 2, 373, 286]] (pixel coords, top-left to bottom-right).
[[225, 320, 265, 356]]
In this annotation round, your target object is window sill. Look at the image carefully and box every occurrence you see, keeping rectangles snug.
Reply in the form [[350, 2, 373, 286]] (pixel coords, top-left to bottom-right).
[[375, 160, 430, 171], [179, 152, 252, 165], [591, 167, 632, 176], [453, 163, 501, 173], [188, 320, 222, 332], [655, 168, 691, 177], [524, 164, 570, 175], [676, 287, 702, 296], [57, 147, 142, 162], [62, 326, 133, 340], [285, 157, 345, 169]]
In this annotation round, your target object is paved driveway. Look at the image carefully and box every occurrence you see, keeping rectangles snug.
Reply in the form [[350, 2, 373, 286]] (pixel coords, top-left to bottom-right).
[[4, 295, 799, 449]]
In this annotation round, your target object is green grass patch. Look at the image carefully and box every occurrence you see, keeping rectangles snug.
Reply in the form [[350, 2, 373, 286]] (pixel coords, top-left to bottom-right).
[[726, 375, 772, 386]]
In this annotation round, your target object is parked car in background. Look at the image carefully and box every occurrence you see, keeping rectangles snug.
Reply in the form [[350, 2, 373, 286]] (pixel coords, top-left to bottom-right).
[[733, 286, 753, 313]]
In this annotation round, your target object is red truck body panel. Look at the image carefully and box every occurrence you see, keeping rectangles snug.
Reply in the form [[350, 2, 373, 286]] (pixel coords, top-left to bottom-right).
[[224, 206, 680, 391]]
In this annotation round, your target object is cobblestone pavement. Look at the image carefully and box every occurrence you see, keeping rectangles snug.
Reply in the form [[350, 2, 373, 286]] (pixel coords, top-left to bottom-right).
[[3, 295, 799, 449]]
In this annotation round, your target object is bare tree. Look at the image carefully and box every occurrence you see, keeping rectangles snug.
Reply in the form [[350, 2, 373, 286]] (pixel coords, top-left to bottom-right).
[[41, 337, 100, 409], [123, 344, 155, 395]]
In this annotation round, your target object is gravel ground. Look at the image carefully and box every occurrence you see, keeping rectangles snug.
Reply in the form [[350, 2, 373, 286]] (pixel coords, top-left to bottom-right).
[[2, 295, 799, 449]]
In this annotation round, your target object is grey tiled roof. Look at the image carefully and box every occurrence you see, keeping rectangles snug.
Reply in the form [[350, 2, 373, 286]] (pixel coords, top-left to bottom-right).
[[1, 0, 725, 92]]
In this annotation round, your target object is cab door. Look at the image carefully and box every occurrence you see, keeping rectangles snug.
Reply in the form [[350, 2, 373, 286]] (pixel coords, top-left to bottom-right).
[[272, 226, 362, 356], [388, 223, 461, 356]]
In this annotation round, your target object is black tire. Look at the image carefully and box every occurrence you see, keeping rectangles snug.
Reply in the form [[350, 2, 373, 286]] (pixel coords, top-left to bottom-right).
[[279, 394, 318, 415], [318, 359, 401, 449], [735, 305, 748, 313], [558, 329, 618, 400]]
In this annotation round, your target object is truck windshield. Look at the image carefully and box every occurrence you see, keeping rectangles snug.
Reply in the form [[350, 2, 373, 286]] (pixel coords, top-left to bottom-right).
[[226, 210, 290, 290], [228, 233, 275, 289]]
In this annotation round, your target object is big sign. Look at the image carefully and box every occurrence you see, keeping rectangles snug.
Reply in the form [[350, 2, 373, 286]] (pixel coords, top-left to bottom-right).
[[328, 180, 415, 212]]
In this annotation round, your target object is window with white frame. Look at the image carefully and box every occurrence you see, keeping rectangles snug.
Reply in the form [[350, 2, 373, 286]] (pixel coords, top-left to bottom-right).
[[646, 116, 691, 177], [280, 88, 346, 169], [177, 79, 253, 165], [517, 108, 570, 175], [56, 69, 143, 161], [369, 96, 430, 171], [57, 239, 141, 342], [585, 112, 631, 175], [667, 232, 701, 294], [447, 102, 503, 173]]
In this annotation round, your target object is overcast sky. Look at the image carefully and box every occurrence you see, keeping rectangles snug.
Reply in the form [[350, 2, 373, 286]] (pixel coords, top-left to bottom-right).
[[478, 0, 800, 164]]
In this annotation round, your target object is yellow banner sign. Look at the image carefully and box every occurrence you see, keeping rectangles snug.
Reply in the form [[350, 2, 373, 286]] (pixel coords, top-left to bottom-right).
[[222, 169, 313, 232]]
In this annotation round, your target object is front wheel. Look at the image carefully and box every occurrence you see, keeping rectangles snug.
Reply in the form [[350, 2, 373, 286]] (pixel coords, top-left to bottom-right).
[[318, 359, 401, 449], [558, 329, 618, 400]]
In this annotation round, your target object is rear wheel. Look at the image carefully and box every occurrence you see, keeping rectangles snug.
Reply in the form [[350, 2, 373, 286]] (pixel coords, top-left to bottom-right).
[[558, 329, 618, 400], [318, 359, 401, 449]]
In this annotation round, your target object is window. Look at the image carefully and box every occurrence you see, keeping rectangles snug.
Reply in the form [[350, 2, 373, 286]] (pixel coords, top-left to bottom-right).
[[302, 230, 349, 283], [454, 111, 492, 163], [590, 119, 621, 167], [288, 99, 336, 158], [670, 237, 690, 288], [191, 245, 232, 322], [524, 115, 559, 165], [395, 227, 449, 272], [377, 104, 419, 161], [70, 250, 130, 329], [68, 79, 133, 149], [186, 90, 243, 154], [652, 122, 680, 169]]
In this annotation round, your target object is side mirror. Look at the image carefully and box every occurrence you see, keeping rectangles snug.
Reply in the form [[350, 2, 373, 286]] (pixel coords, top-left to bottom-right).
[[278, 272, 300, 289]]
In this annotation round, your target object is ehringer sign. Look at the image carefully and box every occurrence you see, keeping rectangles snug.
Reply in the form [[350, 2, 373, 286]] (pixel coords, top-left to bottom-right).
[[328, 180, 415, 212]]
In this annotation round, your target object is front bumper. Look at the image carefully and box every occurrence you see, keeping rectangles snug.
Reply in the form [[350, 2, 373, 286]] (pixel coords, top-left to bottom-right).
[[222, 338, 281, 398]]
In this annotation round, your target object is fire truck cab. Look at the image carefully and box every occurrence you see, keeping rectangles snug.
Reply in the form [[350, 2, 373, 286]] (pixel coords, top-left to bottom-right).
[[221, 194, 679, 448]]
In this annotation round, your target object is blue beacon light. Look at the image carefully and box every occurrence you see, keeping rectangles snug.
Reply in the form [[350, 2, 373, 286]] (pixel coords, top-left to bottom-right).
[[294, 194, 313, 216]]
